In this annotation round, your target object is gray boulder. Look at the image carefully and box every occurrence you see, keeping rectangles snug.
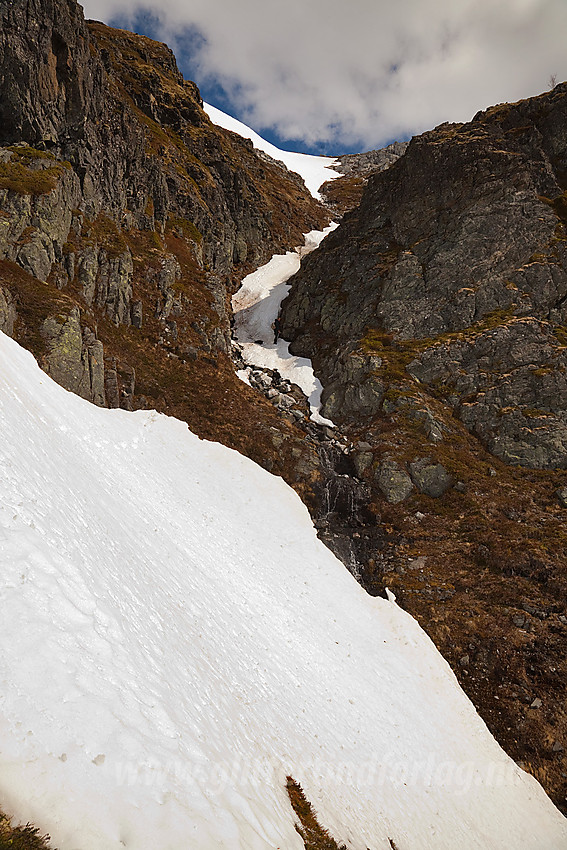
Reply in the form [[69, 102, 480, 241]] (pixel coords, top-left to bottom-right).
[[41, 308, 105, 406], [409, 458, 453, 498], [353, 451, 374, 478], [375, 460, 414, 503]]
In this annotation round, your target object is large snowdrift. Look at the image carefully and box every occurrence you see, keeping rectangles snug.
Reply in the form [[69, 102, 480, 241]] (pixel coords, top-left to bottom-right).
[[204, 103, 341, 198], [0, 331, 565, 850]]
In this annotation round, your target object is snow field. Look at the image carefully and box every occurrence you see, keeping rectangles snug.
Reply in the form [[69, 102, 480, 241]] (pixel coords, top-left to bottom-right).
[[0, 331, 566, 849], [204, 103, 341, 198]]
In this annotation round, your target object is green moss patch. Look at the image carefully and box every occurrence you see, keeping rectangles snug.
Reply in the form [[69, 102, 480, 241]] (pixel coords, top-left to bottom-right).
[[82, 213, 128, 257], [0, 259, 75, 360], [166, 214, 202, 244], [0, 162, 60, 195], [0, 147, 71, 195], [542, 190, 567, 225], [361, 309, 516, 380]]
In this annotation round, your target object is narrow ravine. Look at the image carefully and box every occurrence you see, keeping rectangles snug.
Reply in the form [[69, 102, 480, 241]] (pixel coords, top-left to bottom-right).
[[232, 224, 337, 425], [230, 221, 388, 587]]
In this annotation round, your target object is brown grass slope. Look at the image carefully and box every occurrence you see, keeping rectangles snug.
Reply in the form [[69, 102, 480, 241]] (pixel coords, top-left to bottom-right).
[[286, 778, 347, 850]]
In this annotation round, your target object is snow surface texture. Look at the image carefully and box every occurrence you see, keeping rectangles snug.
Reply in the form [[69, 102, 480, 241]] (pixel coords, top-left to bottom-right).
[[204, 103, 341, 198], [0, 331, 566, 850], [232, 225, 337, 426]]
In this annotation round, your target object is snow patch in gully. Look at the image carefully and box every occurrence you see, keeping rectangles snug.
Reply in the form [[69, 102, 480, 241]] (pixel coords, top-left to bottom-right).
[[207, 100, 340, 425], [232, 224, 337, 426]]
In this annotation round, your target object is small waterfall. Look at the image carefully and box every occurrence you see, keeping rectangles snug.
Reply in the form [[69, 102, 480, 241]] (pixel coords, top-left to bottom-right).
[[313, 442, 374, 582]]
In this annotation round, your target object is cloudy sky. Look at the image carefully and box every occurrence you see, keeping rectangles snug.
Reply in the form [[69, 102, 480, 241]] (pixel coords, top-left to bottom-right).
[[82, 0, 567, 155]]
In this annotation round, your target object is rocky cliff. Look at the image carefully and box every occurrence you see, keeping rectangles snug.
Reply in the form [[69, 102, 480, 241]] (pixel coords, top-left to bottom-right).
[[283, 85, 567, 469], [281, 85, 567, 812], [0, 0, 333, 491], [319, 140, 409, 214]]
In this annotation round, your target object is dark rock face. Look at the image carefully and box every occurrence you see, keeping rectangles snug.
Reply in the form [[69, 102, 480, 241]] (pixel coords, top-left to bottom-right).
[[407, 318, 567, 467], [0, 283, 16, 334], [0, 0, 98, 146], [0, 0, 324, 269], [320, 347, 384, 421], [0, 0, 326, 408], [281, 84, 567, 469]]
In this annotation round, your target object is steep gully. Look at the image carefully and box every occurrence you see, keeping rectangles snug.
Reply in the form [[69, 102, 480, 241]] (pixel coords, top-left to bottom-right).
[[205, 99, 402, 590], [230, 216, 388, 585]]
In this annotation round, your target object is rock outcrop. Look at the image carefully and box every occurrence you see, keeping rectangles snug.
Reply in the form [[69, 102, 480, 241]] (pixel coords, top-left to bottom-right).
[[334, 141, 409, 177], [0, 283, 16, 334], [319, 140, 409, 215], [41, 307, 105, 404], [282, 83, 567, 470]]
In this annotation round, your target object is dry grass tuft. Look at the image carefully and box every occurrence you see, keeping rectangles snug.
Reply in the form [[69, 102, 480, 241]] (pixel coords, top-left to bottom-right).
[[0, 812, 54, 850], [0, 148, 68, 195], [286, 777, 347, 850]]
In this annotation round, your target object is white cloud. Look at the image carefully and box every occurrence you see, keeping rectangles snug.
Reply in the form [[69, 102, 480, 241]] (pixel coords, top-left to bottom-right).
[[82, 0, 567, 152]]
